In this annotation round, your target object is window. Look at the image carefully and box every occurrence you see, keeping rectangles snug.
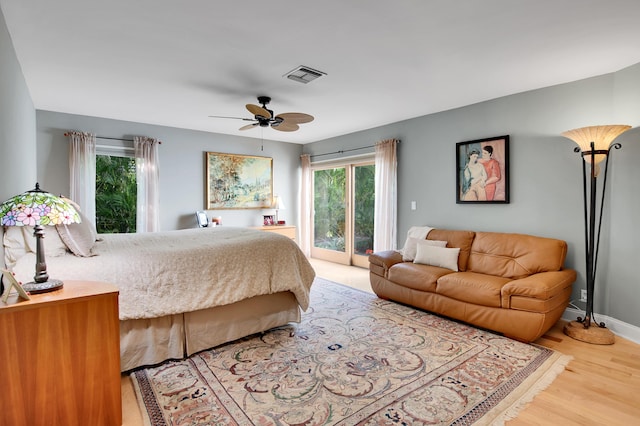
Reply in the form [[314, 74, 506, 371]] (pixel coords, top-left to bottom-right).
[[95, 147, 137, 233], [311, 159, 375, 267]]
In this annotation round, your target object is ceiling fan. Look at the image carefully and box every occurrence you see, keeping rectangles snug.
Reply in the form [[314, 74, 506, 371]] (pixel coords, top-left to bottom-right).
[[209, 96, 314, 132]]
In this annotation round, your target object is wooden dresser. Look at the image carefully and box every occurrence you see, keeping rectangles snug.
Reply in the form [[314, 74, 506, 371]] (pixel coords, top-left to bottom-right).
[[252, 225, 297, 241], [0, 281, 121, 426]]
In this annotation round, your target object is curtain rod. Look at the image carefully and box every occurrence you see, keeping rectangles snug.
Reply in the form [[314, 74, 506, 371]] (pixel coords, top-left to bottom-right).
[[63, 133, 162, 144], [97, 135, 134, 142], [310, 140, 400, 159]]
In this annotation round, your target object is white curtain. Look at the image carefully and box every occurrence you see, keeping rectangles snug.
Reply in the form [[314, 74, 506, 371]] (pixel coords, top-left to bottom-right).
[[134, 136, 160, 232], [374, 139, 399, 251], [299, 154, 312, 257], [68, 131, 96, 224]]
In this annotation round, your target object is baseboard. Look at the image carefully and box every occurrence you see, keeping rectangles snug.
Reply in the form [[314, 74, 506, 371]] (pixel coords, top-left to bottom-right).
[[562, 308, 640, 344]]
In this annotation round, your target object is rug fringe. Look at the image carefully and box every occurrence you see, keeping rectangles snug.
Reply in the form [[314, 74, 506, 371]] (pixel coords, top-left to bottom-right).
[[477, 353, 573, 425], [129, 372, 154, 426]]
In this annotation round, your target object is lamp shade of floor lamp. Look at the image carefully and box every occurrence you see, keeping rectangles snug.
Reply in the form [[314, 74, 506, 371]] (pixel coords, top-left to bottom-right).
[[560, 125, 632, 344], [0, 183, 81, 294]]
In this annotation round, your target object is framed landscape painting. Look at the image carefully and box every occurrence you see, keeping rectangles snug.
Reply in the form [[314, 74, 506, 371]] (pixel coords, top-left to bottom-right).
[[456, 135, 510, 204], [205, 152, 273, 209]]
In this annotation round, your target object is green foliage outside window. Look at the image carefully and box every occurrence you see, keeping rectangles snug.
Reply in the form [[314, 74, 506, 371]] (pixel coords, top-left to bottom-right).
[[96, 155, 137, 233], [313, 164, 375, 254], [314, 168, 347, 251], [354, 165, 375, 255]]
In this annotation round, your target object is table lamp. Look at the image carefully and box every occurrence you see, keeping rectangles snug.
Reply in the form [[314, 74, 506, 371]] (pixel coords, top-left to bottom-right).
[[273, 195, 286, 225], [0, 183, 81, 293]]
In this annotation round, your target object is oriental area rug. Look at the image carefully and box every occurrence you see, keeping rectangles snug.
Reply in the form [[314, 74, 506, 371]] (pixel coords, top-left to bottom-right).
[[131, 278, 571, 426]]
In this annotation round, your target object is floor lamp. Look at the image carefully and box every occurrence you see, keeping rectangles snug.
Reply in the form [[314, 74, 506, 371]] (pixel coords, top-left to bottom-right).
[[560, 125, 631, 344]]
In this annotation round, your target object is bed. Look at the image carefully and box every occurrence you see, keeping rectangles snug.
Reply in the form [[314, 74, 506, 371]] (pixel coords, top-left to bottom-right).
[[3, 225, 315, 371]]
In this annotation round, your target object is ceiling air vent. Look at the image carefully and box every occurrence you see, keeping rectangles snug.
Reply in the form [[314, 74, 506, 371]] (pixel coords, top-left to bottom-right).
[[283, 66, 326, 84]]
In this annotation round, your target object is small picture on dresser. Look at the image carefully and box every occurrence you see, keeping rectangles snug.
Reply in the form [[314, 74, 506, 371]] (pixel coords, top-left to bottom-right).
[[263, 215, 275, 226], [2, 269, 31, 302]]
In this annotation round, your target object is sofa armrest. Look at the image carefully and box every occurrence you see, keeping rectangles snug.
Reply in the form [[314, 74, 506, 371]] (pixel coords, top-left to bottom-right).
[[369, 250, 404, 277], [501, 269, 576, 305]]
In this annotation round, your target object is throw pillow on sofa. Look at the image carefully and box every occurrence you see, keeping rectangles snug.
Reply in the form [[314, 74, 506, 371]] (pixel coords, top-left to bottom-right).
[[402, 238, 447, 261], [414, 242, 460, 271]]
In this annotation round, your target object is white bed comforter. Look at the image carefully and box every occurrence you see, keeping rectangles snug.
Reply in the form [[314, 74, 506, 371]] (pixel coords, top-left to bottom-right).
[[12, 227, 315, 320]]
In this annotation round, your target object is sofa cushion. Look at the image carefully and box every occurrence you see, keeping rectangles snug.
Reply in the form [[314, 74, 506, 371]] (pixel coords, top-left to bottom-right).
[[467, 232, 568, 279], [436, 271, 511, 308], [404, 238, 447, 262], [414, 243, 460, 271], [388, 262, 453, 292], [427, 229, 475, 271], [400, 226, 433, 260]]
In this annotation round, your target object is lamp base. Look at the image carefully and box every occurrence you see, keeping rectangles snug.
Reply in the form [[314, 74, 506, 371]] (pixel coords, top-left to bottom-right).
[[22, 279, 64, 294], [563, 320, 615, 345]]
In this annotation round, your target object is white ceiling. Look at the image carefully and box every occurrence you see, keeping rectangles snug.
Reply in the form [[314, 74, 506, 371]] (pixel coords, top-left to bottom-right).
[[3, 0, 640, 144]]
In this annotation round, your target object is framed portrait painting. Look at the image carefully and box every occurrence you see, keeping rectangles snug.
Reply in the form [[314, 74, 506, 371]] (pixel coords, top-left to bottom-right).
[[456, 135, 509, 204], [205, 152, 273, 209]]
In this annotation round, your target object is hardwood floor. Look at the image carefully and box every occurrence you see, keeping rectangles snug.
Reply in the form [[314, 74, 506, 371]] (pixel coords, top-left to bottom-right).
[[122, 259, 640, 425]]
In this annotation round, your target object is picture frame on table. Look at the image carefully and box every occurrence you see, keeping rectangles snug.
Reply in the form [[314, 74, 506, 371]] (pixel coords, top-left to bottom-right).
[[456, 135, 510, 204], [205, 152, 273, 209], [195, 210, 209, 228], [263, 215, 275, 226], [2, 269, 30, 303]]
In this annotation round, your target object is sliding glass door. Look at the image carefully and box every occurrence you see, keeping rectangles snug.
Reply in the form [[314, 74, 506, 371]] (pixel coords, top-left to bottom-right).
[[311, 160, 374, 267], [352, 163, 375, 267], [312, 166, 347, 263]]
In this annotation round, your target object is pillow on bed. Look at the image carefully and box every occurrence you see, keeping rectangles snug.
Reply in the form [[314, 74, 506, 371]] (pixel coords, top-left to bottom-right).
[[57, 221, 96, 257], [402, 238, 447, 261], [3, 227, 30, 269], [413, 242, 460, 271], [60, 196, 98, 241], [3, 226, 68, 267], [23, 226, 68, 257], [56, 197, 98, 257]]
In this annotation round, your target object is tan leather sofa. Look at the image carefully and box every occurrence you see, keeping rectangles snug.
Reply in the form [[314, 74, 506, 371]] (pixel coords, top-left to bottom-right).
[[369, 228, 576, 342]]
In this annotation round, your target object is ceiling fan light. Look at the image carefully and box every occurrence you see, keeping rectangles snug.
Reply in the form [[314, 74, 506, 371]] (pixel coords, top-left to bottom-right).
[[212, 96, 313, 133]]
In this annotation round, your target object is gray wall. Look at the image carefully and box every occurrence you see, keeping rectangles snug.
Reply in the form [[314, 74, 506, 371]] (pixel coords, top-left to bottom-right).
[[35, 111, 303, 231], [304, 65, 640, 329], [0, 7, 37, 268], [0, 7, 36, 202]]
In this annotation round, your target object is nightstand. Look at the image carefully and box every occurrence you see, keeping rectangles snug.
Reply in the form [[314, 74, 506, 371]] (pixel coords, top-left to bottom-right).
[[0, 280, 121, 426], [252, 225, 297, 241]]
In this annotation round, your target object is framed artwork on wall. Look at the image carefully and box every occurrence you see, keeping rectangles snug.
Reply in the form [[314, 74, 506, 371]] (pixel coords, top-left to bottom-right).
[[205, 152, 273, 209], [456, 135, 510, 204]]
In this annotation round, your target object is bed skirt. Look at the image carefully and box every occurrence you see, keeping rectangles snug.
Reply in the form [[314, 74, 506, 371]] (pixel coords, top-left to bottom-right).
[[119, 291, 300, 372]]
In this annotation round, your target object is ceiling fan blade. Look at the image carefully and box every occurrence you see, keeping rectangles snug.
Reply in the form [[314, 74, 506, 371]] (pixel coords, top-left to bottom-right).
[[272, 122, 299, 132], [276, 112, 314, 124], [246, 104, 272, 119], [239, 123, 259, 131], [208, 115, 255, 122]]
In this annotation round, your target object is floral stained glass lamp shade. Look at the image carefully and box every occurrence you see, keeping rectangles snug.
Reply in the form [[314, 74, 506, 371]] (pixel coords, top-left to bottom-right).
[[0, 183, 81, 294]]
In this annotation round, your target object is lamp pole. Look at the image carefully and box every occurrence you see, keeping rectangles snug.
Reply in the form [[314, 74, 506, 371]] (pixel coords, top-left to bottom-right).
[[580, 141, 617, 329], [561, 125, 631, 344]]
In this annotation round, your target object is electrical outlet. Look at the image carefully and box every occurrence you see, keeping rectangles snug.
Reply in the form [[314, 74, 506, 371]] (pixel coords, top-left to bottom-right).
[[580, 289, 587, 302]]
